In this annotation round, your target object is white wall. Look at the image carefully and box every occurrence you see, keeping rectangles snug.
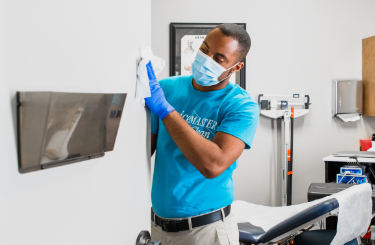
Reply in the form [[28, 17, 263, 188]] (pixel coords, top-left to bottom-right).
[[0, 1, 151, 244], [151, 0, 375, 206]]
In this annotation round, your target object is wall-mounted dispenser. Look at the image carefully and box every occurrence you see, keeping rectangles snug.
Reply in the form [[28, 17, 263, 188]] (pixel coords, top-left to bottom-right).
[[17, 92, 126, 173], [332, 79, 363, 120]]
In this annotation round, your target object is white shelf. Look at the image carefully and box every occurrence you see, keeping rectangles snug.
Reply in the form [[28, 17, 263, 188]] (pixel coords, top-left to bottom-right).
[[323, 155, 375, 163]]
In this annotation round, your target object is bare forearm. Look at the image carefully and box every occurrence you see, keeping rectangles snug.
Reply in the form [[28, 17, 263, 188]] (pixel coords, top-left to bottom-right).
[[151, 133, 157, 156], [162, 111, 225, 178]]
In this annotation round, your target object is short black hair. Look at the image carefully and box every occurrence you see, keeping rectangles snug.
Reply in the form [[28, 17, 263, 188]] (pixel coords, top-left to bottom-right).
[[213, 23, 251, 62]]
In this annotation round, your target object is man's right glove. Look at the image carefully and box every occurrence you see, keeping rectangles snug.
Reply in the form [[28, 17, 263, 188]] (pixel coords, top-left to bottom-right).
[[144, 61, 175, 120]]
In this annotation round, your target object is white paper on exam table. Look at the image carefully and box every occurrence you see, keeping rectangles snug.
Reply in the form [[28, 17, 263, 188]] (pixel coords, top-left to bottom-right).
[[332, 184, 372, 245], [136, 47, 165, 106], [232, 183, 372, 245]]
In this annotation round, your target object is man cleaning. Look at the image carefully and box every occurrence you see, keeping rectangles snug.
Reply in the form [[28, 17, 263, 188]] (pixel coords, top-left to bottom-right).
[[145, 23, 259, 245]]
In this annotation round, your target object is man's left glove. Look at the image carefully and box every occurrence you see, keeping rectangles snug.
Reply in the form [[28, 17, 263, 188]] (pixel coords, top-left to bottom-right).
[[144, 61, 175, 120]]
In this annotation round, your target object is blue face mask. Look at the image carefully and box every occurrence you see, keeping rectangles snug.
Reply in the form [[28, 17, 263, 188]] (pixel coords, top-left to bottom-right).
[[192, 50, 238, 86]]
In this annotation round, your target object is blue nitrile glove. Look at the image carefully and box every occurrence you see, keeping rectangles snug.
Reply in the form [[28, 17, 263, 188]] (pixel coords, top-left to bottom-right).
[[144, 61, 175, 119]]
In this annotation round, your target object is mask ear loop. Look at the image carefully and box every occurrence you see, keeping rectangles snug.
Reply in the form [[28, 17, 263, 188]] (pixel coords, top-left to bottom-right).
[[227, 62, 240, 71], [218, 69, 233, 83], [218, 62, 239, 83]]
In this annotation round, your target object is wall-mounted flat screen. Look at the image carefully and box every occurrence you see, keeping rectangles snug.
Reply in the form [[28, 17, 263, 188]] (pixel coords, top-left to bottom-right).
[[17, 92, 127, 173]]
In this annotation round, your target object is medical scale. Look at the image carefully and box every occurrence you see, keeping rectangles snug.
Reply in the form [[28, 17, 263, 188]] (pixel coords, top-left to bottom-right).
[[258, 94, 310, 206]]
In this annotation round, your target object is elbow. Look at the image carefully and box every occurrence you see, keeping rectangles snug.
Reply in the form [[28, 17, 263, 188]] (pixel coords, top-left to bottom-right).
[[203, 172, 220, 179], [196, 154, 225, 179], [201, 165, 223, 179]]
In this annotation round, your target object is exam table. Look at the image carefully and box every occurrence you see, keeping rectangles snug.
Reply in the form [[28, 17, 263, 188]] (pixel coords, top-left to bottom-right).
[[236, 183, 372, 245], [136, 184, 371, 245], [238, 198, 358, 245]]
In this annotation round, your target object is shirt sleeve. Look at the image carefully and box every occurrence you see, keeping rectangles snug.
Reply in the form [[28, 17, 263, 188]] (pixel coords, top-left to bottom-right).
[[216, 100, 260, 149], [151, 111, 159, 135]]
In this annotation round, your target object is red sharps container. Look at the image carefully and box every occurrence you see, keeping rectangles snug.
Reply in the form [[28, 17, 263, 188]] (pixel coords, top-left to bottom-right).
[[360, 139, 372, 151]]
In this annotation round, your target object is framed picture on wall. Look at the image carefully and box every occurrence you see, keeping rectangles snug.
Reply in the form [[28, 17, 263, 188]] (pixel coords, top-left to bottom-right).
[[170, 22, 247, 89]]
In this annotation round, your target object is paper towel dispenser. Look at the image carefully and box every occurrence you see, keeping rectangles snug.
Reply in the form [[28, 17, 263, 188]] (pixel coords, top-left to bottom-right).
[[17, 91, 126, 173], [332, 79, 363, 117]]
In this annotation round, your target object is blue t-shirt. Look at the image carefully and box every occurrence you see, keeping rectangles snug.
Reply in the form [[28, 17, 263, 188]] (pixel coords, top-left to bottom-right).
[[151, 75, 259, 218]]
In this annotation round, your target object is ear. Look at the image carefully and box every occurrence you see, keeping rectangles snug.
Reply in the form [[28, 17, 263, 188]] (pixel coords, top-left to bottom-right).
[[232, 62, 244, 73]]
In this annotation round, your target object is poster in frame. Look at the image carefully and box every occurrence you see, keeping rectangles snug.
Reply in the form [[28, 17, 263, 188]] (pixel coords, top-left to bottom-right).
[[170, 23, 247, 89]]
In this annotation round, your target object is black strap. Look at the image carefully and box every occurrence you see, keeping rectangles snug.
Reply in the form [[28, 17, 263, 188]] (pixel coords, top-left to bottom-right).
[[151, 205, 231, 232]]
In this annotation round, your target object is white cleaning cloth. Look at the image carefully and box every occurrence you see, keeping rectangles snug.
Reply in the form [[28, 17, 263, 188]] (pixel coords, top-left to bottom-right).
[[337, 113, 361, 122], [136, 47, 165, 106], [232, 183, 372, 244]]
